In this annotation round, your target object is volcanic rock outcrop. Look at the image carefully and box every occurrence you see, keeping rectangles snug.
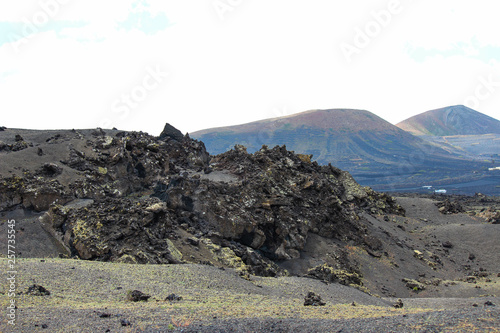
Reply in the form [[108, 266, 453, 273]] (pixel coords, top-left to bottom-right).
[[1, 124, 404, 278]]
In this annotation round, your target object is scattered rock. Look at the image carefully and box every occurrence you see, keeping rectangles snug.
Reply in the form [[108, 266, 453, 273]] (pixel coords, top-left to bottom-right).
[[474, 270, 489, 278], [393, 299, 404, 308], [476, 207, 500, 224], [484, 300, 496, 306], [165, 293, 182, 302], [466, 276, 476, 283], [15, 134, 24, 142], [26, 284, 51, 296], [442, 241, 453, 249], [436, 199, 464, 214], [121, 319, 131, 326], [303, 292, 326, 306], [306, 264, 363, 288], [421, 278, 442, 287], [126, 290, 151, 302], [38, 163, 63, 177], [11, 140, 32, 152], [402, 278, 425, 291]]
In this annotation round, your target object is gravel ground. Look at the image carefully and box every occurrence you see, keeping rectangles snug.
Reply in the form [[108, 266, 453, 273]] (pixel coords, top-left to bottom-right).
[[1, 259, 499, 332], [182, 308, 500, 333]]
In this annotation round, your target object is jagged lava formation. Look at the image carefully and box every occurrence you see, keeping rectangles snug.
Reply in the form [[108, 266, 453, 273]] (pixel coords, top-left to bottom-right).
[[0, 123, 403, 282]]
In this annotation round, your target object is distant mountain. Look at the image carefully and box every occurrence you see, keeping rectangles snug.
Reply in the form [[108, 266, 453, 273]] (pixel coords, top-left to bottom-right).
[[396, 105, 500, 136], [192, 109, 494, 194], [192, 109, 434, 166]]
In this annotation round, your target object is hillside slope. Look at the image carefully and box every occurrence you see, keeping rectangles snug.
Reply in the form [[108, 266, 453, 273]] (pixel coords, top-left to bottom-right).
[[396, 105, 500, 136]]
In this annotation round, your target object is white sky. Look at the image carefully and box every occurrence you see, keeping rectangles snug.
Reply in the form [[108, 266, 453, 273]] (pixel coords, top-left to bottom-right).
[[1, 0, 499, 135]]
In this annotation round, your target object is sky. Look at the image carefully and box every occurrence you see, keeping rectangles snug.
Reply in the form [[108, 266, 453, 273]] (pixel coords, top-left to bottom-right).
[[1, 0, 499, 135]]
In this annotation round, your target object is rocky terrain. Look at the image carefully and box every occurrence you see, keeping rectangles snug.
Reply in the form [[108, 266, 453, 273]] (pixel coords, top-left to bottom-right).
[[1, 124, 499, 332], [1, 124, 402, 273]]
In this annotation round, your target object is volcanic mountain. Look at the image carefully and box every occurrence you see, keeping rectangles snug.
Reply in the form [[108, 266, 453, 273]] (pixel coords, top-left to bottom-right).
[[192, 109, 491, 193], [396, 105, 500, 136], [397, 105, 500, 165], [192, 109, 435, 165]]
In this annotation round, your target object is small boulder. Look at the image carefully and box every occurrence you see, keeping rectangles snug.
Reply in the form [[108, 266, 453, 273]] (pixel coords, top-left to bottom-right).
[[26, 284, 51, 296], [442, 241, 453, 249], [304, 292, 326, 306], [393, 298, 404, 308], [187, 237, 200, 246], [121, 319, 132, 326], [126, 290, 151, 302], [165, 293, 182, 302], [159, 123, 184, 142], [39, 163, 63, 177]]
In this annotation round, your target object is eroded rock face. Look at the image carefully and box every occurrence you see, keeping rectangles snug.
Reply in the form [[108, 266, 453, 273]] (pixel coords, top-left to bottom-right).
[[0, 176, 69, 211], [49, 196, 180, 264]]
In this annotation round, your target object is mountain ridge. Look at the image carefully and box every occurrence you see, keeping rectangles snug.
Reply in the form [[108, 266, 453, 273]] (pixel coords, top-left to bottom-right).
[[193, 109, 399, 135]]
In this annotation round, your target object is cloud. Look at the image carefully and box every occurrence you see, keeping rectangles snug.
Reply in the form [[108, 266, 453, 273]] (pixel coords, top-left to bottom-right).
[[0, 70, 18, 82], [407, 38, 500, 64], [0, 0, 498, 135], [0, 20, 88, 47], [0, 0, 171, 48], [117, 0, 171, 35]]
